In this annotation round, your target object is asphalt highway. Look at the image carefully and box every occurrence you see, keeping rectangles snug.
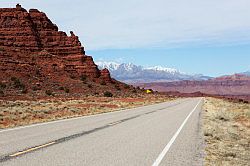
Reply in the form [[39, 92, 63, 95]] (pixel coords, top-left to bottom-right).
[[0, 98, 204, 166]]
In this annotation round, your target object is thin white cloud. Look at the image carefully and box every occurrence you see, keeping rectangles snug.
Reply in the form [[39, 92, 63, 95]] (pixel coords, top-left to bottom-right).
[[1, 0, 250, 50]]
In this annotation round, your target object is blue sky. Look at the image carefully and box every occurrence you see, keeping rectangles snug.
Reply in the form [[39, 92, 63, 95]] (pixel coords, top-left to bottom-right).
[[1, 0, 250, 76]]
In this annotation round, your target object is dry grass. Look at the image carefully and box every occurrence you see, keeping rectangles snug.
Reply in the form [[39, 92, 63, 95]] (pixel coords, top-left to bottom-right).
[[203, 98, 250, 166], [0, 95, 174, 129]]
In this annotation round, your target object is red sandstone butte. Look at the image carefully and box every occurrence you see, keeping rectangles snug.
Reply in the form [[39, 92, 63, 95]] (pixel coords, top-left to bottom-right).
[[0, 4, 131, 98]]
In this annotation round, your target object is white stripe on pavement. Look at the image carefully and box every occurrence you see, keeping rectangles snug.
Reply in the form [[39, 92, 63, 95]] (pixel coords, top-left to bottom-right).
[[152, 98, 202, 166]]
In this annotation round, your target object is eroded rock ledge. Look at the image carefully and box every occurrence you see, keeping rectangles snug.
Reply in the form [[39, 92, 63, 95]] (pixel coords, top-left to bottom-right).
[[0, 4, 133, 98]]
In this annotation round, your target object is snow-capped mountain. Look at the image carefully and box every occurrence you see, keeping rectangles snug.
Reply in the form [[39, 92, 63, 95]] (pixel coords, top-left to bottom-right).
[[96, 61, 212, 83], [146, 66, 181, 74], [96, 61, 120, 71]]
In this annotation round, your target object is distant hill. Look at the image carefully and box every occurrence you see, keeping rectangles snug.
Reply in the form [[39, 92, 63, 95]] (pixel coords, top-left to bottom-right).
[[96, 61, 212, 83], [139, 74, 250, 97], [240, 71, 250, 76]]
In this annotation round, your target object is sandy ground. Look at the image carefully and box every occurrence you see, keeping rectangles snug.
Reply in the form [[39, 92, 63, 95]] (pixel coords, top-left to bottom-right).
[[203, 98, 250, 166], [0, 95, 174, 129]]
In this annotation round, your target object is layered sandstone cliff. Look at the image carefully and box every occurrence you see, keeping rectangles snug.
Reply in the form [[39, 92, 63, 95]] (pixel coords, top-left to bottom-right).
[[141, 74, 250, 96], [0, 4, 133, 98]]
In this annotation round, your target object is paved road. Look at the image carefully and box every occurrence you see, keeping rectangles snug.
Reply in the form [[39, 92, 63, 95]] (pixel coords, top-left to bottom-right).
[[0, 98, 204, 166]]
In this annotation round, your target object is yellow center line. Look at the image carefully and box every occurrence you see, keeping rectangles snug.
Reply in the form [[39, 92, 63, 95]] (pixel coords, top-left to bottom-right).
[[9, 141, 56, 157], [9, 120, 122, 158]]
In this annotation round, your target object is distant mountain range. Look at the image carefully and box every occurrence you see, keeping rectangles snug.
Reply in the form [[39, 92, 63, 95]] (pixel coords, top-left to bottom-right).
[[240, 71, 250, 76], [97, 61, 250, 101], [96, 61, 212, 83]]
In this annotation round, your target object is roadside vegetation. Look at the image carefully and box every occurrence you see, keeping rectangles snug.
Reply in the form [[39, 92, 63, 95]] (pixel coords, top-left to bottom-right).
[[0, 95, 175, 129], [203, 98, 250, 166]]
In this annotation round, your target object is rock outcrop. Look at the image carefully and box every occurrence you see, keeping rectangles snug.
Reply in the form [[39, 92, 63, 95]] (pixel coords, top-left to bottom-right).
[[0, 4, 134, 98], [140, 74, 250, 101]]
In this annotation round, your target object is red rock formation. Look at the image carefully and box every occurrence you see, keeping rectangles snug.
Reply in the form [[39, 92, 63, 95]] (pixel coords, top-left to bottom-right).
[[214, 74, 250, 81], [140, 74, 250, 101], [100, 69, 112, 82], [0, 4, 131, 98], [0, 4, 83, 55], [0, 4, 101, 77]]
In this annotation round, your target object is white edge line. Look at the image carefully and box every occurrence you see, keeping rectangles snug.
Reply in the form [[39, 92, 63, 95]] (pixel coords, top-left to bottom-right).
[[152, 98, 203, 166], [0, 99, 184, 133]]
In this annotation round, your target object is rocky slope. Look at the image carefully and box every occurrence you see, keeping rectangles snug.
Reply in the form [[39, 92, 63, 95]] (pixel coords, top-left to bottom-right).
[[140, 74, 250, 101], [97, 61, 211, 83], [0, 4, 136, 98]]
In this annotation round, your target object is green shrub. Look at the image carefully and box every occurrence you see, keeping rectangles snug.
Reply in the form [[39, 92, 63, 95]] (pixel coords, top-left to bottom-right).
[[80, 74, 87, 81], [115, 85, 121, 91], [132, 89, 137, 93], [64, 88, 70, 93], [32, 86, 41, 91], [70, 75, 76, 79], [104, 91, 113, 97], [59, 86, 64, 90], [45, 90, 53, 96], [21, 88, 28, 94], [35, 69, 40, 75], [124, 84, 130, 89], [11, 77, 17, 82], [11, 77, 25, 89], [0, 90, 4, 97], [100, 81, 106, 85], [0, 82, 6, 90]]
